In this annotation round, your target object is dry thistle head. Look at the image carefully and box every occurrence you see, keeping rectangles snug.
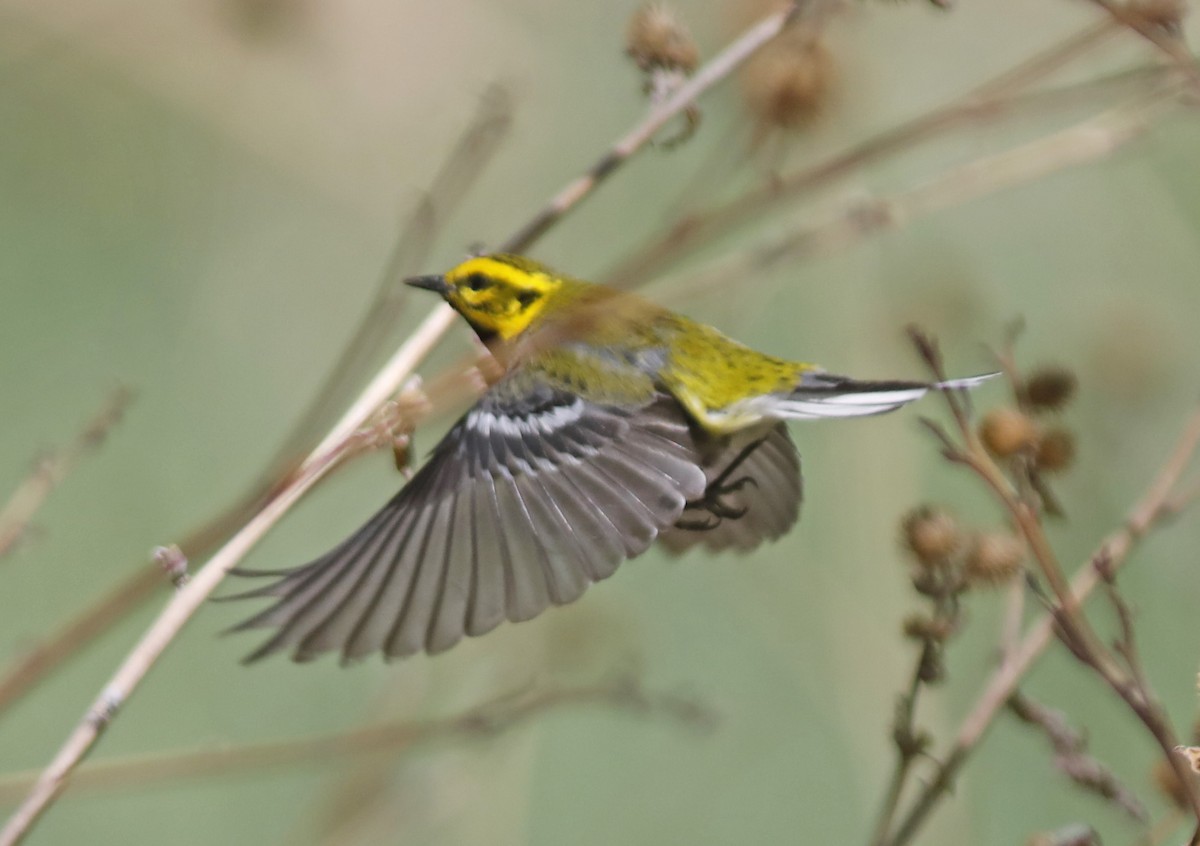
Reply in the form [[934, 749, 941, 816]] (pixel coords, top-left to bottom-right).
[[979, 407, 1039, 458], [1035, 427, 1077, 474], [740, 28, 834, 131], [626, 3, 699, 73], [901, 506, 963, 567], [964, 531, 1026, 587], [1024, 365, 1078, 412]]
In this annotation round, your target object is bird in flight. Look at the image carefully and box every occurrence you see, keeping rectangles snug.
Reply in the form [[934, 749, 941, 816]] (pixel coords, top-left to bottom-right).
[[230, 254, 991, 663]]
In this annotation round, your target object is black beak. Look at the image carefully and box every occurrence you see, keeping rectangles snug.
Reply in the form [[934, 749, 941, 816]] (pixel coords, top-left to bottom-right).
[[404, 274, 450, 295]]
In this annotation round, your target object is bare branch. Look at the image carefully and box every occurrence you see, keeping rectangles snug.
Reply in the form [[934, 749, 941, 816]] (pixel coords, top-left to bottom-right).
[[0, 388, 132, 561], [604, 18, 1128, 287], [1008, 691, 1148, 821], [0, 676, 714, 804], [881, 404, 1200, 846], [654, 87, 1183, 320]]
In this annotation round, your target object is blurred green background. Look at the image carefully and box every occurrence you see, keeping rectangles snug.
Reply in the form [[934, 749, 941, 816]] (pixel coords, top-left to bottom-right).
[[2, 1, 1200, 844]]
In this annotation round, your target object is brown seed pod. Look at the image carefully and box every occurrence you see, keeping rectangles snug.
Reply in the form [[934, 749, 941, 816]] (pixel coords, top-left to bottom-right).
[[900, 506, 963, 568], [1035, 428, 1077, 474], [626, 3, 699, 73], [964, 531, 1026, 587], [1024, 366, 1078, 412], [979, 407, 1039, 458], [740, 29, 834, 130]]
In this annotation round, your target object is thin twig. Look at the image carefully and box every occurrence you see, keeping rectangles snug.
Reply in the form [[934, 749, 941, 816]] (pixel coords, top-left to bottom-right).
[[869, 643, 936, 845], [499, 1, 804, 254], [1008, 691, 1147, 821], [0, 91, 514, 719], [0, 677, 713, 804], [0, 567, 160, 714], [604, 17, 1126, 287], [0, 388, 132, 560], [921, 331, 1200, 831], [0, 8, 805, 844], [881, 404, 1200, 846], [266, 83, 515, 475], [654, 87, 1182, 308], [1083, 0, 1200, 93]]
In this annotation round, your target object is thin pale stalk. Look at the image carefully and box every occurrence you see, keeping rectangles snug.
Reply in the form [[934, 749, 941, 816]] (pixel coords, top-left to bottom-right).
[[881, 406, 1200, 846], [604, 18, 1125, 287]]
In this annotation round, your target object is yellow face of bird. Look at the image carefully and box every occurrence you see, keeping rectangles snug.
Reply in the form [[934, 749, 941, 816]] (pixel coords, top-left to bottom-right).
[[409, 255, 564, 341]]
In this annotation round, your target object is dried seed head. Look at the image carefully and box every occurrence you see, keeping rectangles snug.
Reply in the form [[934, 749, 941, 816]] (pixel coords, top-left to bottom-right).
[[1024, 366, 1078, 412], [626, 4, 699, 73], [1152, 756, 1192, 811], [964, 531, 1026, 587], [1035, 428, 1077, 474], [979, 407, 1039, 458], [901, 506, 963, 567], [741, 30, 834, 130], [902, 614, 956, 643]]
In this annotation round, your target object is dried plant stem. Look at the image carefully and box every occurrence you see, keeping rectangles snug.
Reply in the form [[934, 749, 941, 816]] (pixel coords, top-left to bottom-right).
[[0, 568, 159, 714], [0, 677, 710, 804], [0, 8, 805, 844], [1084, 0, 1200, 92], [869, 653, 931, 846], [0, 90, 513, 720], [880, 405, 1200, 846], [605, 17, 1126, 287], [662, 88, 1180, 306], [267, 84, 514, 472], [0, 485, 280, 717], [500, 1, 804, 253], [1007, 692, 1147, 821], [954, 430, 1200, 833], [0, 308, 450, 846], [0, 388, 131, 561]]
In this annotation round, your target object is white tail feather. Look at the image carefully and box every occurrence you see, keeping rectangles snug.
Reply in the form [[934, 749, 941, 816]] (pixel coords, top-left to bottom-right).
[[933, 373, 1000, 391], [774, 398, 916, 419], [770, 372, 999, 421]]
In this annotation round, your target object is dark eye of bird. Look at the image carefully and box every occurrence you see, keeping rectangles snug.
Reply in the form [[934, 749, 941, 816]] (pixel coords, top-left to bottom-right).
[[465, 274, 490, 291], [517, 290, 540, 307]]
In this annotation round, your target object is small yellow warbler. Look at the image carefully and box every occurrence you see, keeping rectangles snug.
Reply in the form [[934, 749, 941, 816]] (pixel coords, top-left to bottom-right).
[[232, 254, 991, 662]]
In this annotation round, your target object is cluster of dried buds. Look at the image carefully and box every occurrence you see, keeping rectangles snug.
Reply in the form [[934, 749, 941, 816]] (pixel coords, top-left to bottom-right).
[[898, 504, 1028, 682], [979, 365, 1078, 473]]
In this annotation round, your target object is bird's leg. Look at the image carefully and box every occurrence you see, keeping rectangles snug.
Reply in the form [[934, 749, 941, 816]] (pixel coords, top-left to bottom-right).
[[676, 437, 767, 531], [706, 436, 767, 493]]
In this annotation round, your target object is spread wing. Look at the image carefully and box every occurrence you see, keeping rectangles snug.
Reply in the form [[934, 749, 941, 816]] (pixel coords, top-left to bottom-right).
[[229, 379, 707, 663], [658, 423, 802, 554]]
